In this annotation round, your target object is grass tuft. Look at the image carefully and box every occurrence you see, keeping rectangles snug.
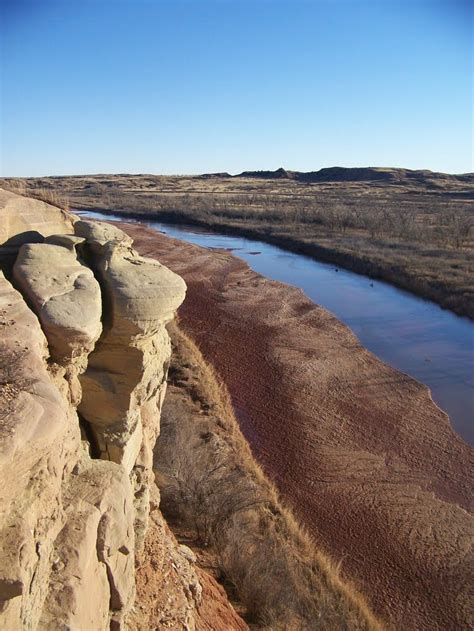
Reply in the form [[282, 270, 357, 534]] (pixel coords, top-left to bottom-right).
[[155, 322, 384, 630]]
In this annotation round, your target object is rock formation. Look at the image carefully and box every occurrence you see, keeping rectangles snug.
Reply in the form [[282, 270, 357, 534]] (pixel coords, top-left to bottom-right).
[[13, 239, 102, 371], [75, 219, 186, 546], [0, 188, 74, 271], [0, 190, 243, 630]]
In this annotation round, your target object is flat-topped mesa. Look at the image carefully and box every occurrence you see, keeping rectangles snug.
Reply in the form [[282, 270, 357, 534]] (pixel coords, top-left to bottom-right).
[[76, 220, 186, 545], [12, 240, 102, 374]]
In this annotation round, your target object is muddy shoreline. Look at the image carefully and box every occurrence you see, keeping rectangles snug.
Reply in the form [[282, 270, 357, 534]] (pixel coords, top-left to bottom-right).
[[123, 221, 473, 630]]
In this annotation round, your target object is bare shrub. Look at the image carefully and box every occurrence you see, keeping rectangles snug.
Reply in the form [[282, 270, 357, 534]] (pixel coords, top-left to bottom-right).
[[155, 323, 383, 630], [445, 213, 472, 249]]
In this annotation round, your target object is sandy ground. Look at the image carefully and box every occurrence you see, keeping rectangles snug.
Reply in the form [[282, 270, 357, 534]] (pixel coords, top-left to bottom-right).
[[123, 222, 473, 631]]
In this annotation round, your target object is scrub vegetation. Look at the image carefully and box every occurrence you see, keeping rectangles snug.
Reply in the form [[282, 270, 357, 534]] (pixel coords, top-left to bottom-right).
[[1, 167, 473, 317], [155, 321, 383, 630]]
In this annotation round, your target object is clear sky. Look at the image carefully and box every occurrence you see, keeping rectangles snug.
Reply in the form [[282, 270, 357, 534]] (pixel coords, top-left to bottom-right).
[[1, 0, 472, 176]]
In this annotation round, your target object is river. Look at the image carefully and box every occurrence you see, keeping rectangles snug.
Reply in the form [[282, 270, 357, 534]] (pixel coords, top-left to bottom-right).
[[79, 210, 474, 445]]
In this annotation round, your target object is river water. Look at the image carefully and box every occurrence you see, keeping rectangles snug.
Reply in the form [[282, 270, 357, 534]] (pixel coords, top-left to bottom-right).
[[80, 210, 474, 445]]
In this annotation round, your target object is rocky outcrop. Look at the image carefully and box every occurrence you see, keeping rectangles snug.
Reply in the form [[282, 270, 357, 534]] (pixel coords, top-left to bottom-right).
[[0, 270, 86, 630], [39, 460, 135, 630], [0, 192, 232, 630], [0, 188, 74, 271], [76, 219, 186, 546], [12, 240, 102, 371]]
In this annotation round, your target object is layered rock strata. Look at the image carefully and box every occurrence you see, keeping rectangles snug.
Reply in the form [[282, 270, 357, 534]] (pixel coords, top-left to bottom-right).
[[0, 194, 220, 630]]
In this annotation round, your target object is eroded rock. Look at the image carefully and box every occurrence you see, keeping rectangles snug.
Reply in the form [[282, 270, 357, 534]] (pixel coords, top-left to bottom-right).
[[13, 242, 102, 370], [77, 221, 186, 545], [0, 187, 75, 271], [0, 203, 235, 631], [44, 233, 85, 251], [76, 220, 187, 330], [0, 188, 75, 248], [38, 499, 110, 631], [74, 219, 133, 250], [40, 460, 136, 631], [0, 272, 81, 630]]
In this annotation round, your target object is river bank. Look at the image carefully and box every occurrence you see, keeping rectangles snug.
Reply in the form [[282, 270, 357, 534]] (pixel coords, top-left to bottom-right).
[[75, 203, 474, 319], [79, 209, 474, 445], [3, 171, 473, 318], [120, 219, 473, 631]]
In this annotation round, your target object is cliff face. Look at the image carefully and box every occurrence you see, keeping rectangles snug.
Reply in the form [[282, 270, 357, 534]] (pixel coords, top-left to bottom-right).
[[0, 190, 233, 630], [0, 190, 389, 631]]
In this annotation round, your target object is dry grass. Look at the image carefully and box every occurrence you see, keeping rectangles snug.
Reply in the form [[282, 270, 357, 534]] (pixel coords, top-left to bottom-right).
[[0, 178, 70, 212], [155, 321, 384, 630], [3, 171, 472, 318]]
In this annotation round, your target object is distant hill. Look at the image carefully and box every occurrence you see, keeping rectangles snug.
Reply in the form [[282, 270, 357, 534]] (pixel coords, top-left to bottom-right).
[[234, 167, 293, 180], [229, 166, 474, 186], [196, 172, 232, 179]]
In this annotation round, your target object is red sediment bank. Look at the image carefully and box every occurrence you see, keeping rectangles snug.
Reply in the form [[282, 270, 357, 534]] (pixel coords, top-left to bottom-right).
[[124, 221, 473, 631]]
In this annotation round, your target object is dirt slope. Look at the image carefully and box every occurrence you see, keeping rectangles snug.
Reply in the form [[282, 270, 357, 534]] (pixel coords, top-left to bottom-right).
[[122, 221, 473, 631]]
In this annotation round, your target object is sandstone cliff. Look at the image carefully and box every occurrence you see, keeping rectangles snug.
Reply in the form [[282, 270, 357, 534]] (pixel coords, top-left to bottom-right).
[[0, 190, 245, 630]]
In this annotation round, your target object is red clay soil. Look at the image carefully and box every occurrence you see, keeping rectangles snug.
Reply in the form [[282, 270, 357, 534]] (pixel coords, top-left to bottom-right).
[[131, 493, 247, 631], [122, 222, 473, 631], [194, 569, 249, 631]]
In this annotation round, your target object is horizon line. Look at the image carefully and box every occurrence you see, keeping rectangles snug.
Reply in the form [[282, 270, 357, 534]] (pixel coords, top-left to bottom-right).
[[1, 164, 473, 179]]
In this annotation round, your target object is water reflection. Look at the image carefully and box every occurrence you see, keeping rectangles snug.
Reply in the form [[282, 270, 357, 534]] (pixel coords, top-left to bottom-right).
[[79, 210, 474, 444]]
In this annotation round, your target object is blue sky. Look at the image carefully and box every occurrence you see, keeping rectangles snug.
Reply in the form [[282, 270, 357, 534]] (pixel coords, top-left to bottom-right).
[[1, 0, 472, 176]]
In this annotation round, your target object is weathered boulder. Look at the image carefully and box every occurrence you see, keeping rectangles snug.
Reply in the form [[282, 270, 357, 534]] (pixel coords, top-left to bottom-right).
[[12, 241, 102, 370], [74, 218, 133, 250], [0, 188, 75, 248], [76, 219, 186, 330], [44, 233, 85, 250]]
